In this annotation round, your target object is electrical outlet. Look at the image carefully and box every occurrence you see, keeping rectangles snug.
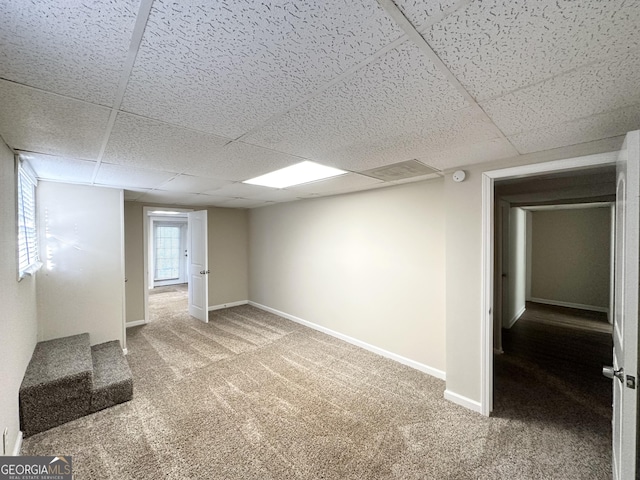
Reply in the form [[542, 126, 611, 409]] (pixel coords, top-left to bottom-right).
[[3, 427, 7, 455]]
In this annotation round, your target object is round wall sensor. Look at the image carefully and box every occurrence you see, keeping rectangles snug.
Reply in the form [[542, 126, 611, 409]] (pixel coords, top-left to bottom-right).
[[452, 170, 466, 183]]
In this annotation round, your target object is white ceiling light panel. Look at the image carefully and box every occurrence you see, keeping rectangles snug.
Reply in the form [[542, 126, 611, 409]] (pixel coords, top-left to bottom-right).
[[244, 161, 347, 189]]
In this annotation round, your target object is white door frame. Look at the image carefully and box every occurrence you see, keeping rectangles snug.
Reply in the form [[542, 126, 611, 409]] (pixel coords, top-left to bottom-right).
[[142, 206, 192, 324], [480, 151, 618, 416]]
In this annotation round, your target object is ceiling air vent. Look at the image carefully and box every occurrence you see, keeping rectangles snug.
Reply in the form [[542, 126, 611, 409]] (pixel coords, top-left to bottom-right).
[[360, 160, 439, 182]]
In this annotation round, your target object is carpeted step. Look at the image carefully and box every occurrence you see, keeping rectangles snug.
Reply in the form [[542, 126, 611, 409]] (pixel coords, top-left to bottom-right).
[[19, 333, 93, 437], [90, 341, 133, 413]]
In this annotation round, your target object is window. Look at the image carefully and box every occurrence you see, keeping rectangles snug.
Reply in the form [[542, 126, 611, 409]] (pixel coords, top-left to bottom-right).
[[17, 159, 41, 279]]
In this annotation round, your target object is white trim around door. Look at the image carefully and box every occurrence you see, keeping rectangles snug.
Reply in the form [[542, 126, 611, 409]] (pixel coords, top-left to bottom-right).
[[480, 151, 618, 416]]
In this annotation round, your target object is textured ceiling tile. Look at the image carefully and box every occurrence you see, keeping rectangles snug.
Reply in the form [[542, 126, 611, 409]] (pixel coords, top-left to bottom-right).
[[481, 50, 640, 136], [103, 113, 230, 172], [20, 152, 97, 184], [321, 107, 503, 172], [0, 80, 111, 159], [160, 174, 232, 194], [0, 0, 139, 106], [418, 137, 519, 170], [394, 0, 468, 32], [123, 189, 151, 201], [94, 163, 177, 189], [508, 104, 640, 154], [180, 142, 304, 182], [134, 190, 233, 207], [122, 0, 403, 137], [286, 173, 383, 195], [203, 182, 301, 202], [223, 198, 273, 209], [243, 41, 468, 166], [423, 0, 640, 101], [390, 173, 442, 185]]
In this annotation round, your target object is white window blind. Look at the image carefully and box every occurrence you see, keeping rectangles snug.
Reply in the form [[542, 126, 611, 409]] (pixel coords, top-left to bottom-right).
[[17, 161, 40, 278]]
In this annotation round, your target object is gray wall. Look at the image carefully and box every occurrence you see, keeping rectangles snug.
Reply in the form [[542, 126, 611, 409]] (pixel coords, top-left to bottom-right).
[[530, 207, 611, 309], [249, 180, 446, 374], [0, 140, 38, 454], [505, 207, 526, 327]]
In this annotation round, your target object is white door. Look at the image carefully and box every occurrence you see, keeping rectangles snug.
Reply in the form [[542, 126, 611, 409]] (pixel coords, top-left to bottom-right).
[[187, 210, 208, 323], [608, 130, 638, 480]]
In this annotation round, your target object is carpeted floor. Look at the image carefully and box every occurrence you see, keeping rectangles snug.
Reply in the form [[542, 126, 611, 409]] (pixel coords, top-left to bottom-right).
[[22, 293, 612, 479]]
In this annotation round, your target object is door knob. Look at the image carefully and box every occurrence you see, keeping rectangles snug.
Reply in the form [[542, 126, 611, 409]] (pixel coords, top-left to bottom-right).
[[602, 366, 624, 382]]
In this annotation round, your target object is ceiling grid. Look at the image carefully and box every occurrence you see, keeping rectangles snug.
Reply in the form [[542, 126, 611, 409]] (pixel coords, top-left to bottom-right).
[[0, 0, 636, 207]]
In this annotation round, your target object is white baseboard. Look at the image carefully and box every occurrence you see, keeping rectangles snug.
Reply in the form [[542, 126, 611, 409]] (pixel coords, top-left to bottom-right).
[[504, 305, 526, 329], [444, 390, 483, 414], [122, 348, 128, 355], [208, 300, 248, 312], [528, 297, 608, 313], [126, 319, 146, 328], [12, 431, 22, 456], [248, 301, 446, 381]]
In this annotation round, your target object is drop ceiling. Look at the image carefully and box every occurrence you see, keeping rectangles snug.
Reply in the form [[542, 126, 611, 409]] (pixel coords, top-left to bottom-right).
[[1, 0, 638, 209]]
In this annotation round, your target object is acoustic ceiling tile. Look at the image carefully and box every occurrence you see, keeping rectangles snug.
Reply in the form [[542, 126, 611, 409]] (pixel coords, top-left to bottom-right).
[[417, 137, 519, 170], [394, 0, 469, 32], [0, 80, 111, 159], [222, 198, 273, 209], [160, 174, 232, 194], [318, 106, 504, 172], [0, 0, 139, 105], [181, 142, 304, 182], [122, 0, 403, 137], [243, 41, 468, 163], [481, 50, 640, 136], [508, 103, 640, 154], [102, 113, 230, 173], [123, 189, 152, 201], [389, 173, 442, 185], [423, 0, 640, 101], [20, 152, 97, 184], [94, 163, 177, 189], [286, 173, 383, 195], [135, 190, 232, 207], [204, 182, 301, 202]]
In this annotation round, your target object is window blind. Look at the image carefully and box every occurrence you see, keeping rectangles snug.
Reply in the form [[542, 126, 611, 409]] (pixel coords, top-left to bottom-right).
[[17, 161, 40, 278]]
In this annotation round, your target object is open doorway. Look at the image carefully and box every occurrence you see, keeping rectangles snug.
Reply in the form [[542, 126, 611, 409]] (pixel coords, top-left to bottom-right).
[[144, 208, 191, 322]]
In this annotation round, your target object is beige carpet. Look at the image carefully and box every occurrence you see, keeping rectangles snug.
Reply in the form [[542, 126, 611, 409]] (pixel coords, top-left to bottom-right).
[[22, 294, 611, 479]]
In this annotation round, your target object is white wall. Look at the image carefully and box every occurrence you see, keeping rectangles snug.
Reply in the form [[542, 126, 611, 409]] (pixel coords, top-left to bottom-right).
[[505, 207, 526, 327], [249, 180, 446, 374], [0, 140, 38, 454], [37, 182, 124, 346], [530, 207, 611, 310]]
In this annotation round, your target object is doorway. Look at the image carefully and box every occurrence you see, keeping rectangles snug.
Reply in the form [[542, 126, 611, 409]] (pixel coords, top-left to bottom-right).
[[143, 208, 192, 323]]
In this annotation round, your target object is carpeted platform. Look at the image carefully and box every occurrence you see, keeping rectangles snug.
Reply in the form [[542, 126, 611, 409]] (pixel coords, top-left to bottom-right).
[[19, 333, 133, 437], [21, 304, 611, 479]]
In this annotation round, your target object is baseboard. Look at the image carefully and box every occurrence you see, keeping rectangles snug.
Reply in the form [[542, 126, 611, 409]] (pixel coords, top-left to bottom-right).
[[208, 300, 248, 311], [528, 297, 608, 313], [504, 305, 526, 329], [444, 390, 483, 414], [248, 301, 446, 381], [12, 431, 22, 456], [126, 319, 146, 328], [122, 348, 128, 355]]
